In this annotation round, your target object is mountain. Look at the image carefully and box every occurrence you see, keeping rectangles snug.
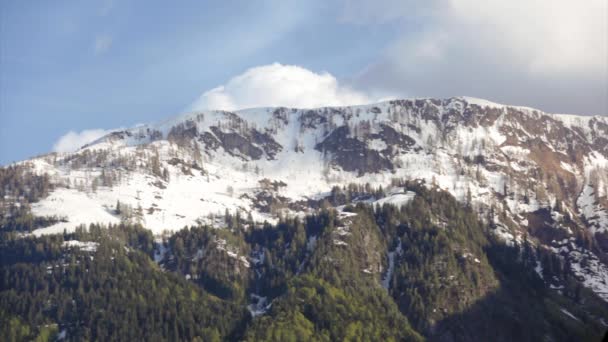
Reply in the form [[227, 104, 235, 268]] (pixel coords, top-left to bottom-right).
[[1, 96, 608, 341]]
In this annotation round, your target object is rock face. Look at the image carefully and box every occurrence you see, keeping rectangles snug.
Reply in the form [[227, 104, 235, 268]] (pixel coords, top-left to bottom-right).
[[315, 126, 392, 175], [314, 124, 418, 175], [3, 96, 608, 302]]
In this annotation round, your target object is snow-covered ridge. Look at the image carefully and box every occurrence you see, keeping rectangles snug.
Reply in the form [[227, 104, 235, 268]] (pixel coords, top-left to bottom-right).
[[82, 96, 603, 152], [4, 95, 608, 302], [18, 96, 606, 238], [553, 113, 608, 128]]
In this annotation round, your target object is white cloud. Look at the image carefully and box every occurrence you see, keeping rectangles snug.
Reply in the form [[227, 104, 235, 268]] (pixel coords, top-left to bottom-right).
[[93, 35, 113, 55], [189, 63, 373, 111], [341, 0, 607, 74], [441, 0, 607, 75], [53, 129, 112, 153], [347, 0, 608, 114]]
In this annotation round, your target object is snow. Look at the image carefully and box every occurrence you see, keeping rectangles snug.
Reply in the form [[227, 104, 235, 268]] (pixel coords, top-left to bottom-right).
[[239, 256, 250, 268], [30, 144, 279, 235], [20, 97, 581, 239], [215, 238, 249, 267], [374, 191, 416, 207], [335, 226, 351, 236], [31, 188, 120, 236], [29, 126, 486, 239], [559, 243, 608, 302], [460, 96, 506, 109], [553, 113, 608, 131], [62, 240, 99, 252], [333, 240, 348, 246], [382, 239, 402, 289], [534, 261, 543, 279], [193, 248, 204, 261], [501, 146, 530, 157], [9, 96, 608, 303], [560, 308, 581, 322], [493, 223, 517, 246], [153, 241, 168, 263], [560, 161, 577, 174], [586, 151, 608, 171], [577, 184, 608, 234], [248, 294, 271, 317], [306, 235, 317, 252], [461, 252, 481, 264], [13, 100, 597, 245], [367, 139, 387, 151], [250, 249, 265, 265], [458, 123, 507, 152]]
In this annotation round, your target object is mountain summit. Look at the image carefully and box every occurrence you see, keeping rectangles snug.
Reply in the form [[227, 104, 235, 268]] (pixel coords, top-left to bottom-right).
[[18, 97, 608, 231]]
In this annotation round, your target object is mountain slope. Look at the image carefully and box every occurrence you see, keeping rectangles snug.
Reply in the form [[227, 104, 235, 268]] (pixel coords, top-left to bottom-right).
[[2, 182, 607, 341], [14, 97, 608, 233], [1, 96, 608, 340]]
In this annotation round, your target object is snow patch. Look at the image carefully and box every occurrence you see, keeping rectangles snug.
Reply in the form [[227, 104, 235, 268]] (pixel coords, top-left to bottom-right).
[[248, 294, 271, 318], [374, 191, 416, 207], [560, 308, 581, 322], [62, 240, 99, 252], [577, 185, 608, 234], [382, 239, 402, 289], [367, 139, 387, 151]]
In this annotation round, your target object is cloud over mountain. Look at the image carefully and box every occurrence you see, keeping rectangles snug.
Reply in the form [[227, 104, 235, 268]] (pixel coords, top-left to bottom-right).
[[189, 63, 372, 111], [53, 129, 112, 153]]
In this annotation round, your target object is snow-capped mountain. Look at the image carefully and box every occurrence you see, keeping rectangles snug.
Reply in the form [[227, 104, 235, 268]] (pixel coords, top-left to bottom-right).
[[5, 96, 608, 301]]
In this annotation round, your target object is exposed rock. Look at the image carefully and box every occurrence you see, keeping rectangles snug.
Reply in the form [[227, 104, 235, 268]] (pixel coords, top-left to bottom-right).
[[316, 126, 393, 175]]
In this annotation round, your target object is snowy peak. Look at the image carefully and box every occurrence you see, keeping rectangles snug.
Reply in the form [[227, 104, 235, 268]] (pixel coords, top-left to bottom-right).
[[7, 99, 608, 229], [3, 96, 608, 302], [17, 97, 606, 243], [96, 96, 606, 156]]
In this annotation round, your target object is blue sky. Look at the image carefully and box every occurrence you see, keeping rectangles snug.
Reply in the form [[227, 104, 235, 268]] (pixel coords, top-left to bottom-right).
[[1, 0, 606, 164]]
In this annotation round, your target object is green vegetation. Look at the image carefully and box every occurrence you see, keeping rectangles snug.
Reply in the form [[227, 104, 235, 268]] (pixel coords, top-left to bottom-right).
[[1, 180, 607, 341], [0, 164, 61, 234], [378, 182, 498, 332], [0, 225, 247, 341], [244, 275, 423, 342]]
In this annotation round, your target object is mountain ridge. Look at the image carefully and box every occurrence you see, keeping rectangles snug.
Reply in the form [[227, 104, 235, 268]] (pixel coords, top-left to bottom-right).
[[83, 96, 607, 151], [2, 96, 608, 340], [3, 96, 608, 301]]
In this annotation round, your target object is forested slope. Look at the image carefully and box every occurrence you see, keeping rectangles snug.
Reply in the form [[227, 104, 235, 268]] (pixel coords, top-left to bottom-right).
[[2, 182, 606, 341]]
